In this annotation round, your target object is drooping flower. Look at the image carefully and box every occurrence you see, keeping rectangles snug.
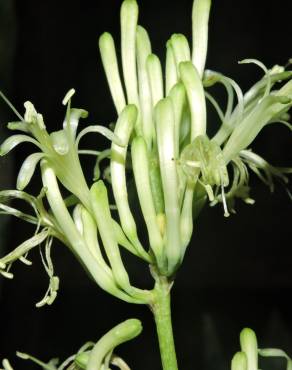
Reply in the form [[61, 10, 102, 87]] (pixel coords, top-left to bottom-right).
[[0, 89, 123, 209]]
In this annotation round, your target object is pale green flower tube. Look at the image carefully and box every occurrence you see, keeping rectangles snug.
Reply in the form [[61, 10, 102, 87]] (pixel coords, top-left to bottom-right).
[[147, 54, 164, 108], [121, 0, 139, 107], [80, 205, 114, 278], [223, 95, 292, 163], [180, 61, 207, 140], [90, 181, 134, 297], [165, 41, 178, 95], [136, 25, 154, 149], [111, 105, 151, 262], [155, 98, 181, 275], [99, 32, 126, 114], [240, 328, 258, 370], [40, 160, 139, 304], [112, 220, 143, 258], [131, 136, 165, 271], [192, 0, 212, 78], [86, 319, 142, 370], [170, 33, 191, 70], [180, 180, 195, 255], [231, 352, 248, 370], [168, 82, 186, 159]]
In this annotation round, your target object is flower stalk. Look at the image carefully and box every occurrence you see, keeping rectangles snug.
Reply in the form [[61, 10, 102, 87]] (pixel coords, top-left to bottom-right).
[[151, 275, 178, 370]]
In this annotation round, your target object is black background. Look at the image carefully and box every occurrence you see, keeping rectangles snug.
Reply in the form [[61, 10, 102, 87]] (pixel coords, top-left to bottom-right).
[[0, 1, 292, 369]]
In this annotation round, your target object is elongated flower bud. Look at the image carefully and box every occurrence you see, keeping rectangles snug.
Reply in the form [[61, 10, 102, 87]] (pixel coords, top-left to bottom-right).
[[90, 180, 133, 295], [231, 352, 248, 370], [240, 328, 258, 370], [99, 32, 126, 114], [40, 160, 138, 304], [131, 136, 165, 270], [165, 41, 178, 95], [111, 105, 151, 262], [147, 54, 164, 108], [86, 319, 142, 370], [121, 0, 139, 107], [192, 0, 212, 78], [179, 61, 206, 140], [170, 33, 191, 68], [155, 98, 181, 275], [136, 25, 153, 148]]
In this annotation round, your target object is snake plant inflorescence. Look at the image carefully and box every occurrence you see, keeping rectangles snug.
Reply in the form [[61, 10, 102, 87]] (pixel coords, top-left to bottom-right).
[[0, 0, 291, 369]]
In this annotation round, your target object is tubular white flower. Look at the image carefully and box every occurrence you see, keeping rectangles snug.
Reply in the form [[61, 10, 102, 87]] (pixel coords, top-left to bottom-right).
[[180, 181, 195, 255], [192, 0, 212, 78], [99, 32, 126, 114], [239, 328, 258, 370], [147, 54, 164, 108], [111, 105, 151, 262], [169, 82, 186, 158], [87, 319, 142, 370], [155, 98, 181, 275], [170, 33, 191, 71], [80, 205, 114, 278], [179, 61, 207, 140], [131, 136, 165, 270], [121, 0, 139, 107], [90, 181, 133, 295], [165, 41, 178, 95], [136, 25, 154, 148], [231, 352, 248, 370], [40, 160, 140, 304]]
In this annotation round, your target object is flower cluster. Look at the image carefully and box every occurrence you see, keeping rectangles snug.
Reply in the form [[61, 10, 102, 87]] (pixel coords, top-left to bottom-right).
[[97, 0, 292, 274], [1, 0, 292, 311], [0, 91, 153, 306]]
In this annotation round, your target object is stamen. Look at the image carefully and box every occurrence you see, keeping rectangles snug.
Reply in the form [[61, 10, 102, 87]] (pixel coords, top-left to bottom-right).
[[0, 90, 24, 121], [221, 183, 230, 217], [36, 236, 59, 307], [78, 150, 101, 156], [62, 88, 76, 106]]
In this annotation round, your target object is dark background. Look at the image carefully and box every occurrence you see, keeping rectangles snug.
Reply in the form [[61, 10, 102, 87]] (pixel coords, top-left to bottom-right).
[[0, 0, 292, 369]]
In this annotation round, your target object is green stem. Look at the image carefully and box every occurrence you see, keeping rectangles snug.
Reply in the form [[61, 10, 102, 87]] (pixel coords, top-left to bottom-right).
[[152, 275, 178, 370]]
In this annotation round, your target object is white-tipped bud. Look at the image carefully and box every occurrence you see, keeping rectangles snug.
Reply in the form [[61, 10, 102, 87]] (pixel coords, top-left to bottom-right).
[[192, 0, 211, 78], [231, 352, 248, 370], [240, 328, 258, 370], [179, 61, 206, 140], [99, 32, 126, 114], [155, 98, 181, 275]]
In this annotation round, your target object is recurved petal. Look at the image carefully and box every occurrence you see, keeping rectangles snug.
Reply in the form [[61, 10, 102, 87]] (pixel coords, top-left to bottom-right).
[[16, 152, 44, 190]]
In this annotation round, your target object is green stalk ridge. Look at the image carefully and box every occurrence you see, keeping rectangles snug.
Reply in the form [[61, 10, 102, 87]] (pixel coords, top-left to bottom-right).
[[152, 275, 178, 370]]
